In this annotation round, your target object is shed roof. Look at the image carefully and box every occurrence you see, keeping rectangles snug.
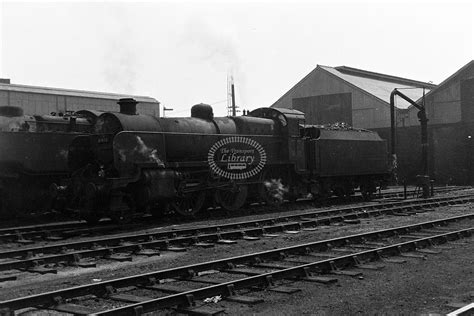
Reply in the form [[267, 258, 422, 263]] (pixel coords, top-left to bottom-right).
[[0, 82, 159, 104], [272, 65, 436, 110], [320, 66, 435, 109], [414, 60, 474, 102]]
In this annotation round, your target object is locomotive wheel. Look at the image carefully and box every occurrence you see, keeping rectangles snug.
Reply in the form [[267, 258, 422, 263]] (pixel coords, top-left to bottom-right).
[[79, 200, 102, 224], [215, 184, 248, 212], [259, 168, 289, 207], [171, 191, 206, 217], [150, 201, 170, 218], [79, 183, 103, 224], [108, 194, 136, 224], [1, 181, 30, 218]]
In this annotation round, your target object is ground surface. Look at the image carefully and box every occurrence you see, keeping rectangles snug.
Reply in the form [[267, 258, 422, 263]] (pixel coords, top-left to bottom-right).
[[0, 189, 473, 315]]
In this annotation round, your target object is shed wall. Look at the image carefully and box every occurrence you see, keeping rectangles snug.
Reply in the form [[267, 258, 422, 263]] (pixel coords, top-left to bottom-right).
[[397, 62, 474, 184], [271, 68, 392, 129], [375, 122, 474, 185], [407, 63, 474, 126], [0, 90, 160, 116]]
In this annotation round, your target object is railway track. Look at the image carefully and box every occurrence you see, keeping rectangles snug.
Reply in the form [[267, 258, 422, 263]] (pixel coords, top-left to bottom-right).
[[0, 192, 472, 279], [0, 186, 464, 243], [0, 214, 472, 315]]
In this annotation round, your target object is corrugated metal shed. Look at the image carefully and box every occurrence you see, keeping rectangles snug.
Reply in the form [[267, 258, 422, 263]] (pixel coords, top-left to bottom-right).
[[0, 82, 157, 103], [321, 66, 435, 109], [0, 81, 160, 116], [271, 64, 436, 129], [413, 60, 474, 102]]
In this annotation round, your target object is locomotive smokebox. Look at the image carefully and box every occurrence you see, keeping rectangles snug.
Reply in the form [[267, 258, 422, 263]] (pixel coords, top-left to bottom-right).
[[191, 103, 214, 120], [118, 98, 138, 115]]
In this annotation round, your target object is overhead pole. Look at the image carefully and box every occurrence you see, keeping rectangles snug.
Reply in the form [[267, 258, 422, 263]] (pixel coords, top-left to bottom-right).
[[390, 88, 429, 197], [231, 82, 236, 116], [227, 74, 239, 116]]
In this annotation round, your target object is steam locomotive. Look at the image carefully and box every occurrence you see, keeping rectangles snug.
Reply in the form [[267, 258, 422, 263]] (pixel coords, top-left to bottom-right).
[[49, 98, 390, 222], [0, 106, 98, 217]]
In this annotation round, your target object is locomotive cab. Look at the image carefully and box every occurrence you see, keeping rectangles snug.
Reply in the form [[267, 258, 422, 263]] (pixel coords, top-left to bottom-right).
[[249, 108, 307, 173], [248, 107, 305, 137]]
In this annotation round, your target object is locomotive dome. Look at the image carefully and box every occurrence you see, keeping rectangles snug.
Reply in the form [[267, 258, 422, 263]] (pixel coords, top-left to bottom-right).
[[191, 103, 214, 120]]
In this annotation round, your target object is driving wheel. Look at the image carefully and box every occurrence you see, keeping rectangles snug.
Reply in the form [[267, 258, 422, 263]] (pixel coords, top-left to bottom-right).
[[215, 184, 248, 212], [171, 190, 206, 217]]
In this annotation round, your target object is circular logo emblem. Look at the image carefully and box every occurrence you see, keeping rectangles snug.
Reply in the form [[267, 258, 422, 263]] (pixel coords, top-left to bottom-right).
[[208, 136, 267, 180]]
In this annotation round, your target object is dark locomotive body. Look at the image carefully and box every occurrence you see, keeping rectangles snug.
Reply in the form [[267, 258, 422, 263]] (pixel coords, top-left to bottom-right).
[[303, 125, 389, 198], [0, 106, 97, 217], [58, 99, 390, 222]]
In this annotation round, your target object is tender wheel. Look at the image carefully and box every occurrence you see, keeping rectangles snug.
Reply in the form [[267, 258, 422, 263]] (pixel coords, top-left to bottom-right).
[[171, 191, 206, 217], [110, 213, 133, 224], [333, 183, 354, 198], [82, 211, 101, 225], [259, 168, 289, 207], [215, 184, 248, 212], [360, 182, 375, 200], [333, 187, 345, 198]]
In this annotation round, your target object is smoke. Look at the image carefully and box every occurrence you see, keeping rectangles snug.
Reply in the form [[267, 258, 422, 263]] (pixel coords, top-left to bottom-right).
[[101, 5, 138, 93], [118, 148, 127, 163], [117, 136, 163, 166], [179, 18, 247, 107], [134, 136, 163, 165], [264, 178, 289, 203]]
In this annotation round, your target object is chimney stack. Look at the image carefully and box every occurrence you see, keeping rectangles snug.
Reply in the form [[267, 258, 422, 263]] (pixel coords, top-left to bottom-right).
[[118, 98, 138, 115]]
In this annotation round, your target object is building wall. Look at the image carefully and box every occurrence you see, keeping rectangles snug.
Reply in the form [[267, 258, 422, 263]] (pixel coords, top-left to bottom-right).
[[292, 93, 353, 125], [398, 62, 474, 184], [271, 67, 392, 129], [406, 84, 461, 126], [375, 122, 474, 185], [461, 77, 474, 122], [63, 96, 159, 116], [270, 62, 474, 184], [407, 63, 474, 126], [0, 90, 160, 116]]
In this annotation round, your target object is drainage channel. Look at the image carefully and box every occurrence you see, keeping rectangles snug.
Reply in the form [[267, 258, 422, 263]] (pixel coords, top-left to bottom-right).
[[0, 214, 472, 315], [0, 194, 472, 278]]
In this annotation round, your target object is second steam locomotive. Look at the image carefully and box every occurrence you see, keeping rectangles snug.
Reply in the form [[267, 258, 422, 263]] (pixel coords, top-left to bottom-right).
[[50, 98, 390, 222]]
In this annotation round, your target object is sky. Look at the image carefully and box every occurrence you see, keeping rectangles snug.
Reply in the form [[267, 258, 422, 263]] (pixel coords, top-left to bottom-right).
[[0, 0, 473, 117]]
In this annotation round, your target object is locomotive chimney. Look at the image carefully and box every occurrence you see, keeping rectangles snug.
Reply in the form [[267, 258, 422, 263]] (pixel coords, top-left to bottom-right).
[[118, 98, 138, 115]]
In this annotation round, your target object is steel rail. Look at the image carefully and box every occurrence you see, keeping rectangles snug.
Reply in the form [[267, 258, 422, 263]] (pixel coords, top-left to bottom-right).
[[2, 190, 470, 254], [0, 194, 471, 269], [1, 213, 472, 313], [0, 186, 463, 242], [94, 226, 474, 316], [0, 194, 472, 273]]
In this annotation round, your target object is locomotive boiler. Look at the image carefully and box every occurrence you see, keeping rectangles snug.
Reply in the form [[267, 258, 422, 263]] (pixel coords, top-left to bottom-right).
[[56, 98, 390, 223], [0, 106, 97, 218]]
